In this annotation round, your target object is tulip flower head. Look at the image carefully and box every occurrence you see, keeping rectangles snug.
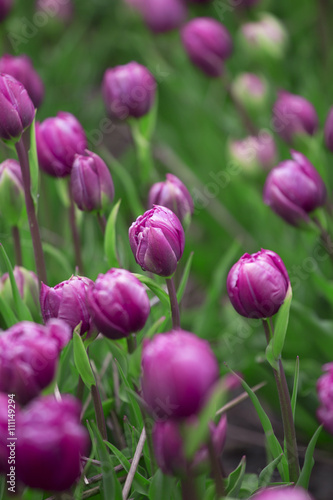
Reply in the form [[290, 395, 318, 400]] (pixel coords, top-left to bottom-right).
[[324, 106, 333, 153], [36, 0, 74, 23], [263, 150, 326, 227], [129, 205, 185, 277], [240, 14, 288, 60], [227, 249, 290, 319], [231, 73, 268, 111], [228, 133, 277, 174], [136, 0, 187, 33], [0, 0, 13, 22], [317, 362, 333, 434], [0, 159, 25, 226], [252, 486, 314, 500]]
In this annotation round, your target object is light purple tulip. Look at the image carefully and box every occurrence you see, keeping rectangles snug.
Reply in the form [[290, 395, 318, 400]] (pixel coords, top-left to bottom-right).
[[141, 329, 219, 419], [231, 73, 268, 109], [227, 249, 290, 319], [252, 486, 314, 500], [317, 362, 333, 434], [263, 150, 326, 227], [35, 0, 74, 23], [229, 133, 277, 173], [240, 14, 287, 60]]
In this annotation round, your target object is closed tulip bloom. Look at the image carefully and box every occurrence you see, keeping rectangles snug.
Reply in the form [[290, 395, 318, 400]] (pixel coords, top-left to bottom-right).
[[129, 205, 185, 277], [0, 0, 13, 22], [227, 249, 290, 319], [181, 18, 233, 77], [228, 133, 277, 174], [141, 329, 219, 419], [148, 174, 193, 225], [317, 362, 333, 434], [0, 54, 44, 108], [70, 150, 114, 213], [272, 91, 318, 144], [0, 159, 25, 226], [88, 268, 150, 340], [40, 275, 94, 335], [139, 0, 187, 33], [252, 486, 314, 500], [102, 62, 156, 121], [0, 320, 71, 405], [1, 266, 40, 322], [153, 415, 227, 476], [16, 395, 89, 491], [36, 0, 74, 23], [263, 150, 326, 227], [231, 73, 268, 111], [36, 111, 87, 177], [324, 106, 333, 153], [240, 14, 288, 60], [0, 74, 35, 142]]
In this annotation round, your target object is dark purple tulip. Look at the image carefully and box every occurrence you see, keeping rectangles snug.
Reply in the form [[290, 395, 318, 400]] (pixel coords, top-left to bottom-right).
[[70, 150, 114, 213], [102, 62, 156, 121], [35, 0, 74, 23], [16, 395, 89, 491], [0, 159, 25, 226], [148, 174, 194, 225], [263, 150, 326, 227], [129, 205, 185, 277], [252, 487, 314, 500], [139, 0, 187, 33], [317, 362, 333, 435], [0, 0, 13, 22], [36, 111, 87, 177], [1, 266, 40, 322], [324, 106, 333, 153], [40, 275, 94, 335], [0, 54, 44, 108], [181, 18, 233, 77], [153, 415, 227, 476], [0, 74, 35, 142], [0, 320, 71, 405], [141, 329, 219, 419], [227, 249, 290, 319], [272, 91, 318, 144], [88, 268, 150, 340]]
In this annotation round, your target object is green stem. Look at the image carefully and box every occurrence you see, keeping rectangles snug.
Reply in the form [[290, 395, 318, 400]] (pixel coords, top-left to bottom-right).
[[97, 213, 107, 235], [68, 181, 84, 274], [15, 138, 47, 286], [130, 121, 155, 185], [91, 384, 107, 440], [12, 226, 22, 267], [181, 474, 199, 500], [76, 375, 85, 402], [207, 433, 225, 498], [126, 334, 137, 354], [223, 78, 259, 136], [166, 277, 180, 329]]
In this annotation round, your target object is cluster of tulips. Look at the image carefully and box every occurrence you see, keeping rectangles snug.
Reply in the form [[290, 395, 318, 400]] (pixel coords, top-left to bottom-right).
[[0, 0, 332, 499]]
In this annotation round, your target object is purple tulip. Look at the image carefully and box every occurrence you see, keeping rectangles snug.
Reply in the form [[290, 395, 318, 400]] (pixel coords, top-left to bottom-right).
[[252, 486, 314, 500], [324, 106, 333, 153], [129, 205, 185, 277], [240, 14, 288, 60], [1, 266, 40, 322], [139, 0, 187, 33], [231, 73, 268, 110], [0, 54, 44, 108], [0, 74, 35, 142], [70, 150, 114, 213], [16, 394, 89, 491], [0, 0, 13, 22], [0, 159, 25, 226], [0, 320, 71, 405], [263, 150, 326, 227], [102, 62, 156, 121], [35, 0, 74, 23], [40, 275, 94, 335], [36, 111, 87, 177], [88, 268, 150, 340], [141, 329, 219, 419], [181, 18, 233, 77], [227, 249, 290, 319], [272, 91, 318, 144], [148, 174, 194, 225], [153, 415, 227, 476], [229, 133, 277, 173], [317, 362, 333, 434]]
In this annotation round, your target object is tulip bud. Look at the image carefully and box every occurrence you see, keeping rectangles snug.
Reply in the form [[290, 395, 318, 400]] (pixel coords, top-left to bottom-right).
[[228, 133, 277, 174], [129, 205, 185, 277], [40, 275, 94, 335], [324, 106, 333, 153], [148, 173, 193, 226], [0, 74, 35, 143], [181, 18, 233, 77], [263, 150, 326, 227], [0, 159, 25, 226], [239, 14, 288, 60], [35, 0, 74, 23], [272, 91, 318, 144], [231, 73, 268, 111], [0, 266, 40, 322], [227, 249, 290, 319], [252, 487, 314, 500], [36, 111, 87, 177], [16, 394, 89, 490], [102, 62, 156, 121], [141, 329, 219, 419], [317, 362, 333, 435], [0, 54, 44, 108], [88, 268, 150, 340], [153, 415, 227, 476], [0, 0, 13, 22], [138, 0, 187, 33], [0, 319, 71, 405], [70, 150, 115, 213]]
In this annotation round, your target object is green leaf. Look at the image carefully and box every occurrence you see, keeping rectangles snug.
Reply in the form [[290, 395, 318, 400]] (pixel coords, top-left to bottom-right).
[[130, 119, 155, 184], [225, 456, 246, 497], [104, 199, 121, 268], [149, 470, 178, 500], [0, 244, 33, 322], [28, 116, 39, 206], [114, 358, 143, 429], [42, 242, 73, 278], [177, 251, 194, 303], [145, 315, 166, 339], [73, 328, 95, 388], [258, 454, 283, 488], [266, 285, 292, 369], [0, 294, 18, 327], [239, 473, 259, 497], [291, 356, 300, 420], [21, 488, 44, 500], [133, 274, 169, 308], [297, 425, 322, 489], [137, 93, 158, 141]]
